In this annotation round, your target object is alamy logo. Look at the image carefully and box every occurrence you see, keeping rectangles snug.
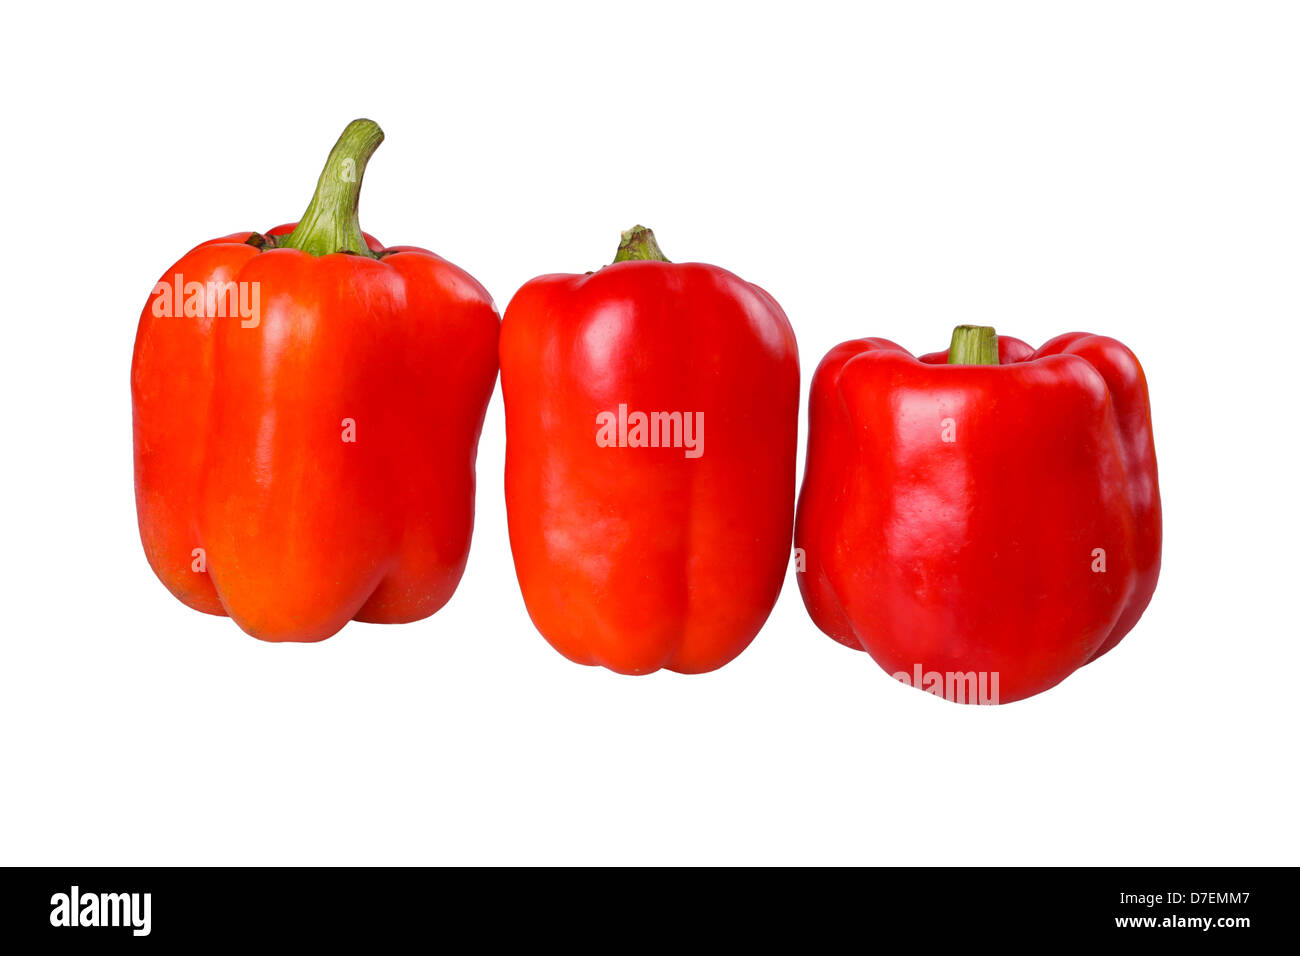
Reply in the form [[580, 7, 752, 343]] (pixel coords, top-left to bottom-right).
[[151, 273, 261, 328], [893, 664, 1000, 704], [595, 404, 704, 458], [49, 885, 151, 937]]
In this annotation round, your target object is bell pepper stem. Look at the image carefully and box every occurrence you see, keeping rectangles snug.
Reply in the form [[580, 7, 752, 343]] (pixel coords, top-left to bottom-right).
[[947, 325, 1000, 365], [278, 119, 384, 258], [612, 225, 670, 263]]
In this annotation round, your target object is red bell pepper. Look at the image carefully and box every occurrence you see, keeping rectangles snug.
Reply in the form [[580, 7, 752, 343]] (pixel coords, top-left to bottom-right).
[[501, 227, 800, 674], [795, 325, 1160, 702], [131, 120, 500, 642]]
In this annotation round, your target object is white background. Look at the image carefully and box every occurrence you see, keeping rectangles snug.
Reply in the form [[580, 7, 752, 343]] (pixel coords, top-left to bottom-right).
[[1, 1, 1296, 865]]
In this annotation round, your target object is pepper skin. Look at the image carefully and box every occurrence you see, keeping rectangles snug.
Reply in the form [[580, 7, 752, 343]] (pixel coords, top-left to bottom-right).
[[131, 120, 500, 642], [795, 326, 1160, 703], [501, 227, 800, 674]]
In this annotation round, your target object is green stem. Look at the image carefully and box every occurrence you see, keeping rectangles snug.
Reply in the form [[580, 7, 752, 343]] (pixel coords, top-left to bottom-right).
[[612, 225, 670, 263], [947, 325, 1000, 365], [278, 119, 384, 258]]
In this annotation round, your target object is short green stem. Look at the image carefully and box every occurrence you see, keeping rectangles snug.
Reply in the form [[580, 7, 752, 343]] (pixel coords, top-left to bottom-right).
[[612, 225, 670, 263], [278, 119, 384, 258], [947, 325, 1000, 365]]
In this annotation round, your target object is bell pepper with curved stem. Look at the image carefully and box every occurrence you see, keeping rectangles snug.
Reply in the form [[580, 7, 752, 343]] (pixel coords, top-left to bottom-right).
[[795, 325, 1160, 703], [501, 226, 800, 674], [131, 119, 500, 642]]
